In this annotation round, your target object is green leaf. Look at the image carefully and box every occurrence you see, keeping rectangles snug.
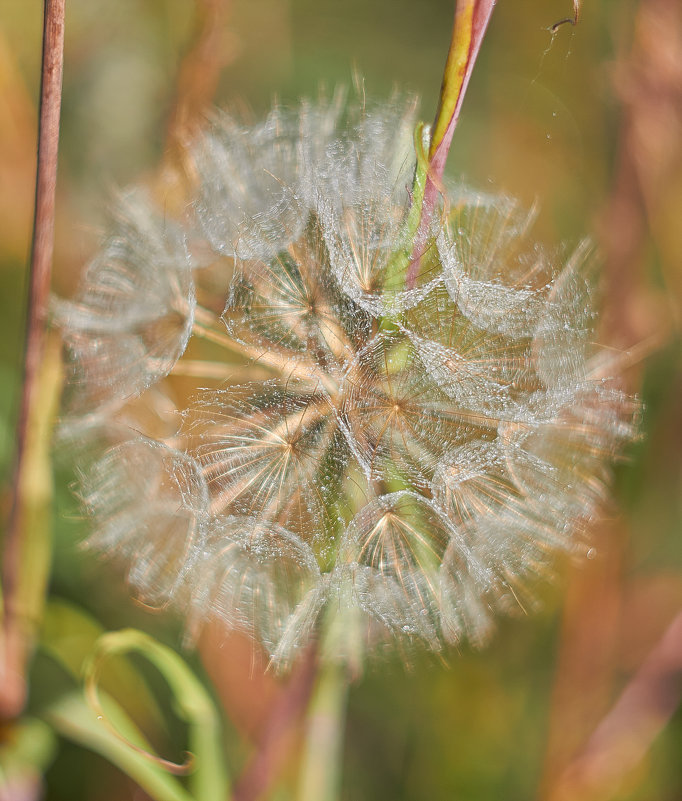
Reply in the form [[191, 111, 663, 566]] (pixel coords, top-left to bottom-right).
[[83, 629, 230, 801], [45, 690, 194, 801], [40, 598, 166, 731]]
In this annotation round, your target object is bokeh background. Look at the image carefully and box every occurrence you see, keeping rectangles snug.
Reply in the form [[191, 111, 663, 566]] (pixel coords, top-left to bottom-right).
[[1, 1, 681, 799]]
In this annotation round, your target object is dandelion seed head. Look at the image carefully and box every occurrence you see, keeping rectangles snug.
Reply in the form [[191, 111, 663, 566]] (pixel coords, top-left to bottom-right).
[[59, 92, 639, 669]]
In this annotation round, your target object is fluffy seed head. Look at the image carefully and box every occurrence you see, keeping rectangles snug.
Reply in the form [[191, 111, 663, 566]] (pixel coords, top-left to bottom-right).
[[60, 94, 638, 668]]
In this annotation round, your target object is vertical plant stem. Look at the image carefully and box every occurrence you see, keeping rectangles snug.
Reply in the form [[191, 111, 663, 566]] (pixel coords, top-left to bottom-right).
[[1, 0, 65, 719], [295, 661, 349, 801], [427, 0, 497, 179], [14, 0, 64, 510], [232, 643, 319, 801], [406, 0, 496, 288]]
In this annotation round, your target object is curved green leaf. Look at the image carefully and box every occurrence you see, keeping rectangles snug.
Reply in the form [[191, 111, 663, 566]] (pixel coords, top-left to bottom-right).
[[83, 629, 230, 801], [45, 690, 194, 801]]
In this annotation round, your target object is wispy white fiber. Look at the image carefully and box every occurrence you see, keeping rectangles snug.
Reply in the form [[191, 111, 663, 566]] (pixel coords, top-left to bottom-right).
[[58, 92, 639, 669]]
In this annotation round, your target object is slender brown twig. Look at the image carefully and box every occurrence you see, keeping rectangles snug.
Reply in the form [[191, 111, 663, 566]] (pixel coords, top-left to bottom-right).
[[154, 0, 232, 224], [1, 0, 65, 719]]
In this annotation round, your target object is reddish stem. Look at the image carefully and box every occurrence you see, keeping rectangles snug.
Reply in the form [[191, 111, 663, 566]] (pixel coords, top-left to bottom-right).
[[1, 0, 65, 719], [232, 644, 319, 801], [406, 0, 496, 288]]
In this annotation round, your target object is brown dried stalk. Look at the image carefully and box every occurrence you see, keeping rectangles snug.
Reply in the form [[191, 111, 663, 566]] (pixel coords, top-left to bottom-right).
[[1, 0, 65, 719]]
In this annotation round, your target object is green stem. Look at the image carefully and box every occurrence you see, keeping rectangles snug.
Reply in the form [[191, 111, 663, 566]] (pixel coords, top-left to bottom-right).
[[295, 660, 349, 801], [381, 121, 430, 303]]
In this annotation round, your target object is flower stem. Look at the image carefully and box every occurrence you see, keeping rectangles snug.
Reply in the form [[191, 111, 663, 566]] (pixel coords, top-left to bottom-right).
[[1, 0, 65, 720], [405, 0, 496, 289], [295, 660, 349, 801], [231, 642, 318, 801]]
